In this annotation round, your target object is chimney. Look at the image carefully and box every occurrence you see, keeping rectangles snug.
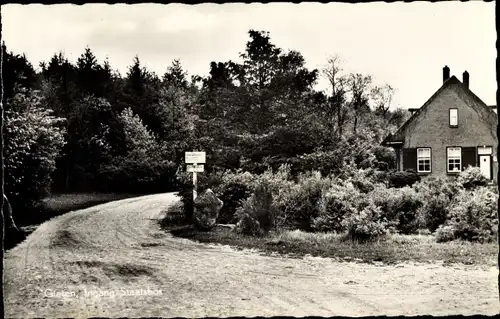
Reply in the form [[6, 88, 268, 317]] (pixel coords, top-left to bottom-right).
[[463, 71, 469, 89], [443, 65, 450, 83]]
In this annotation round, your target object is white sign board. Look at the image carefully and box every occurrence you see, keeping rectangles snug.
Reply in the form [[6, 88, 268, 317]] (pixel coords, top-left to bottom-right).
[[187, 164, 204, 173], [185, 151, 206, 164]]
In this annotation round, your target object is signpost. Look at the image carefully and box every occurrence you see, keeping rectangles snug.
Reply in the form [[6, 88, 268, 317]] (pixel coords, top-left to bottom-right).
[[186, 164, 204, 173], [185, 151, 206, 200], [185, 151, 206, 164]]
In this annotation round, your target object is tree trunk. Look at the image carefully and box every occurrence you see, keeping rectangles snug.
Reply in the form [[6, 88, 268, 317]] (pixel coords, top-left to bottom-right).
[[353, 115, 358, 135], [3, 195, 19, 232]]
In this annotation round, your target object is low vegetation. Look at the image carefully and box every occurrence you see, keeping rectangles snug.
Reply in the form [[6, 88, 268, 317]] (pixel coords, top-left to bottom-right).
[[18, 193, 135, 229], [161, 203, 496, 266], [163, 165, 498, 264]]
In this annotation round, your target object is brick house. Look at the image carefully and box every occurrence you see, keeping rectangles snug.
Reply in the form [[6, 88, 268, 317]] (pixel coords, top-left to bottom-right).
[[382, 66, 498, 183]]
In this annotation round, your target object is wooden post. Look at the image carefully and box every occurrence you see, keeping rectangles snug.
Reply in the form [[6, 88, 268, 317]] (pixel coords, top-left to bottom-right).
[[193, 170, 197, 201]]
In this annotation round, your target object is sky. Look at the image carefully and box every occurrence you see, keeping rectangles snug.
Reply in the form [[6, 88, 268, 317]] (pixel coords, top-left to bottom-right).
[[2, 2, 496, 110]]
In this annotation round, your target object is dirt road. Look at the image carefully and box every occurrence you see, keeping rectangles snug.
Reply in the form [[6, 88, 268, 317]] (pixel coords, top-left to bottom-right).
[[4, 193, 499, 317]]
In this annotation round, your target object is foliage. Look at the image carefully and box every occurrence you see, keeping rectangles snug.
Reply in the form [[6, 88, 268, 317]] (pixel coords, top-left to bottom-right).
[[97, 107, 177, 193], [273, 171, 331, 231], [217, 182, 252, 224], [457, 166, 489, 190], [235, 182, 276, 235], [370, 185, 424, 234], [442, 187, 498, 242], [311, 182, 361, 233], [341, 201, 389, 242], [4, 91, 66, 210], [372, 145, 397, 171], [3, 30, 419, 218], [435, 225, 457, 243], [413, 176, 462, 232], [388, 169, 421, 188]]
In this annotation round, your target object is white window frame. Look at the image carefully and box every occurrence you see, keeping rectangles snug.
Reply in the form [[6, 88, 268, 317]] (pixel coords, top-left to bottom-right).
[[478, 146, 492, 155], [447, 147, 462, 173], [449, 108, 458, 127], [417, 148, 431, 173]]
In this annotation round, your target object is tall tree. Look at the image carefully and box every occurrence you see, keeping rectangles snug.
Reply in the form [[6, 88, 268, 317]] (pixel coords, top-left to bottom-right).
[[76, 47, 112, 99], [163, 59, 188, 90], [347, 73, 372, 135], [2, 43, 38, 104], [371, 84, 395, 118], [121, 56, 161, 135], [321, 55, 349, 139]]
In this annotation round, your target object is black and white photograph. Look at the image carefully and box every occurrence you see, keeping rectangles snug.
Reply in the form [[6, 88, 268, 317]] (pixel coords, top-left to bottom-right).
[[0, 2, 498, 317]]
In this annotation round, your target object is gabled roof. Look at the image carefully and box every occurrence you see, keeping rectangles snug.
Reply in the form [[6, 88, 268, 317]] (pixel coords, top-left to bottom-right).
[[382, 76, 497, 145]]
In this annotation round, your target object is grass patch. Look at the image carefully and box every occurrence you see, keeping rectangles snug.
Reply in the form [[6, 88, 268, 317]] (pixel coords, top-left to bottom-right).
[[19, 193, 136, 227], [160, 201, 498, 266], [8, 193, 138, 251]]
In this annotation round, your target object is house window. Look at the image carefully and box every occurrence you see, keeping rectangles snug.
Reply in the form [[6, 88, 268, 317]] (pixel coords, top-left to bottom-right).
[[447, 147, 462, 172], [478, 146, 492, 155], [449, 108, 458, 127], [417, 148, 431, 173]]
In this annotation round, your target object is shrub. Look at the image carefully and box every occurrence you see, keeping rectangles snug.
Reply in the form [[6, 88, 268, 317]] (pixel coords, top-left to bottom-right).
[[445, 187, 498, 242], [388, 169, 420, 188], [341, 201, 389, 242], [414, 176, 462, 232], [369, 185, 424, 234], [349, 169, 378, 193], [393, 186, 425, 234], [235, 212, 262, 236], [274, 171, 331, 231], [435, 225, 456, 243], [457, 166, 488, 190], [311, 182, 361, 233], [217, 182, 252, 224], [257, 164, 294, 195], [235, 182, 276, 235]]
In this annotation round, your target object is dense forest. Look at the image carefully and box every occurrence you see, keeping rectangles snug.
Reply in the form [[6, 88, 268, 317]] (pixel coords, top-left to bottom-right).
[[3, 30, 408, 217]]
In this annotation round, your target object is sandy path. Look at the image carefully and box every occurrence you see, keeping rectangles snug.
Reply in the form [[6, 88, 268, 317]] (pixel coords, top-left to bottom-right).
[[4, 193, 499, 317]]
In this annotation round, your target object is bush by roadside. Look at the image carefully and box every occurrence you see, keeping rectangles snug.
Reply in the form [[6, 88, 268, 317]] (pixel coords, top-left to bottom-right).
[[436, 186, 498, 243], [176, 161, 498, 243]]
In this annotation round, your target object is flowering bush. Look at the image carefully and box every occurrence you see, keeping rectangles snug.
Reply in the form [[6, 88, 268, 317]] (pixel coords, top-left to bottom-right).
[[5, 91, 66, 210]]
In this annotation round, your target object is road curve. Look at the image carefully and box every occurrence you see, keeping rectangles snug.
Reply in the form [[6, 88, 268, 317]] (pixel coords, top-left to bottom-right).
[[4, 193, 499, 317]]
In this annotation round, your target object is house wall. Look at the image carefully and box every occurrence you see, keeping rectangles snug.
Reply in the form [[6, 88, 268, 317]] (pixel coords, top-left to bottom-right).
[[401, 81, 498, 182]]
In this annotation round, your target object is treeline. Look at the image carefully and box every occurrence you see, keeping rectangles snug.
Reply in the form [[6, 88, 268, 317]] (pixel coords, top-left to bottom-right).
[[2, 30, 409, 214]]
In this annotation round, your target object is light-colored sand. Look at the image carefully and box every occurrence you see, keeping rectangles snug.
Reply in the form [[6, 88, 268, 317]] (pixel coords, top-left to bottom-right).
[[4, 193, 499, 317]]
